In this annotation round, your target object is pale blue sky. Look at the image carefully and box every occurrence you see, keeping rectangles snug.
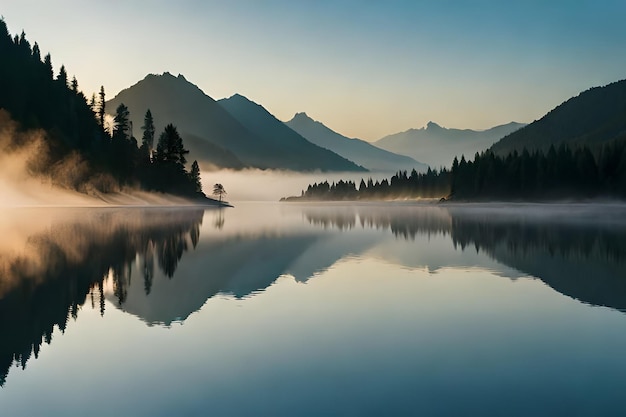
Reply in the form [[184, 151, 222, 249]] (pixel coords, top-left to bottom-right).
[[3, 1, 626, 140]]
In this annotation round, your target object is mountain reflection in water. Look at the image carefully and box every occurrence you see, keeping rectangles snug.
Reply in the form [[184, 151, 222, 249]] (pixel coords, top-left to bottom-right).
[[304, 204, 626, 311], [1, 203, 626, 389], [0, 208, 205, 387]]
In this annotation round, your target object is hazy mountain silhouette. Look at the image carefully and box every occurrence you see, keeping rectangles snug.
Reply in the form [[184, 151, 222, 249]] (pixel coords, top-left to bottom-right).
[[108, 233, 327, 326], [107, 73, 364, 172], [285, 112, 427, 172], [491, 79, 626, 155], [4, 203, 626, 388], [114, 204, 626, 327], [375, 121, 525, 168], [217, 94, 366, 171]]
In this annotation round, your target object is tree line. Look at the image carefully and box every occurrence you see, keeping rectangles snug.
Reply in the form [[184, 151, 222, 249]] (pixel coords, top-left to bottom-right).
[[286, 141, 626, 202], [451, 142, 626, 200], [0, 19, 205, 198], [283, 167, 451, 201]]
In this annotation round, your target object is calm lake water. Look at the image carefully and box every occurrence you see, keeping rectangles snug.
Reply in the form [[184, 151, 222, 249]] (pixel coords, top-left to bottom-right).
[[2, 201, 626, 416]]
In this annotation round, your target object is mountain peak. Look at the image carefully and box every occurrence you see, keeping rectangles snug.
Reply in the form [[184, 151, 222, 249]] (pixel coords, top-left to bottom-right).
[[227, 93, 249, 101], [426, 121, 442, 130], [290, 112, 314, 123]]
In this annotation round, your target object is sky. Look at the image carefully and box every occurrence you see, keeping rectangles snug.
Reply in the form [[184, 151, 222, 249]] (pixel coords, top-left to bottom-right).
[[3, 0, 626, 141]]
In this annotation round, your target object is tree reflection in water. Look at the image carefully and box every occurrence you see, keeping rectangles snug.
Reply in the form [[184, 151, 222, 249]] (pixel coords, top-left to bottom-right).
[[304, 204, 626, 311], [0, 208, 205, 387]]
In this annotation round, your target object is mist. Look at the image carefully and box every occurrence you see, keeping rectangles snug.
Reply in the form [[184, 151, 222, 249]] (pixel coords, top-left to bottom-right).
[[200, 168, 391, 202], [0, 111, 212, 207]]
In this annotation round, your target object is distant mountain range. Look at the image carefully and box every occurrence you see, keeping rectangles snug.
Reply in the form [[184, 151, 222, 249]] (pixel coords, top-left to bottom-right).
[[285, 112, 427, 173], [107, 73, 364, 172], [216, 93, 367, 171], [375, 121, 525, 168], [491, 79, 626, 155]]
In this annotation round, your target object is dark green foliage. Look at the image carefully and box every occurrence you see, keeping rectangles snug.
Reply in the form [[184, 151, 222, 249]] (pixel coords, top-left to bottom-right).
[[155, 124, 189, 166], [98, 85, 106, 129], [450, 143, 626, 200], [290, 168, 451, 201], [0, 209, 204, 387], [189, 160, 202, 193], [492, 79, 626, 155], [289, 141, 626, 202], [0, 19, 208, 199], [140, 109, 155, 157]]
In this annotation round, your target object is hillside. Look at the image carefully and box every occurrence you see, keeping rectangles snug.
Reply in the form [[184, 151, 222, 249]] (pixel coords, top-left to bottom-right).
[[285, 112, 427, 172], [217, 94, 366, 172], [0, 19, 211, 200], [107, 73, 364, 172], [491, 79, 626, 155], [376, 121, 525, 168]]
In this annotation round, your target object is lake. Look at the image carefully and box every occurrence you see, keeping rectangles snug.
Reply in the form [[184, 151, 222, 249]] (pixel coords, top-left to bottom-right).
[[1, 201, 626, 416]]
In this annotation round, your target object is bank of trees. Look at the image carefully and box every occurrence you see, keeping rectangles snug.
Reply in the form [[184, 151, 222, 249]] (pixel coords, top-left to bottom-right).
[[288, 168, 451, 201], [450, 142, 626, 199], [287, 140, 626, 202], [0, 19, 204, 198]]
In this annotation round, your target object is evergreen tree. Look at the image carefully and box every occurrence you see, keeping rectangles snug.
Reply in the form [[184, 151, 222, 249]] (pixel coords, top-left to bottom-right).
[[43, 53, 53, 79], [32, 42, 40, 61], [141, 109, 155, 155], [112, 103, 130, 141], [57, 65, 68, 87], [189, 160, 202, 193], [89, 93, 96, 112], [156, 124, 189, 167], [98, 85, 105, 128]]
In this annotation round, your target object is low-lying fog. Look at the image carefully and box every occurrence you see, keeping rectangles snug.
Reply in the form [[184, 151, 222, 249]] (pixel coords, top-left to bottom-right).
[[200, 169, 391, 202]]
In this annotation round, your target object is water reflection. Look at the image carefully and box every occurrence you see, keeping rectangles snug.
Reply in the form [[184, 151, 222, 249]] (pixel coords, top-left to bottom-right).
[[0, 208, 205, 387], [2, 202, 626, 390], [304, 204, 626, 311]]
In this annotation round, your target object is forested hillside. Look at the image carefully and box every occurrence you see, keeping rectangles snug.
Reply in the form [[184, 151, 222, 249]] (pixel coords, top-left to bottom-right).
[[491, 80, 626, 155], [0, 18, 208, 200]]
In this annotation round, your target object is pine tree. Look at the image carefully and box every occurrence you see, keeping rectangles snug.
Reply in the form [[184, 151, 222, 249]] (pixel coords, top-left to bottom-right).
[[156, 124, 188, 167], [43, 53, 53, 79], [98, 85, 105, 128], [113, 103, 130, 141], [141, 109, 155, 154], [189, 160, 202, 193], [57, 65, 68, 87]]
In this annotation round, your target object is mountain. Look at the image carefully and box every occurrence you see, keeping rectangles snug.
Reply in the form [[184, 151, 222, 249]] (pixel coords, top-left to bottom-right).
[[285, 112, 427, 172], [217, 94, 366, 172], [375, 121, 525, 168], [0, 19, 210, 199], [491, 79, 626, 155], [107, 73, 364, 172]]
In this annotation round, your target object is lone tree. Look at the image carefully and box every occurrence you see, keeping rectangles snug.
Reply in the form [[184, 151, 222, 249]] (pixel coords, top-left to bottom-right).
[[213, 183, 226, 202]]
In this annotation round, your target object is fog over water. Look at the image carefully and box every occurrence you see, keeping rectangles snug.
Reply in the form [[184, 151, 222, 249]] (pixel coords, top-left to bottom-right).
[[200, 169, 392, 202]]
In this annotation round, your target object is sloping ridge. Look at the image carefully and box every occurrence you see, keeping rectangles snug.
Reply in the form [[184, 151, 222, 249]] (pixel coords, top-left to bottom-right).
[[107, 73, 363, 171], [375, 121, 525, 168], [217, 94, 366, 171], [285, 112, 428, 172], [491, 79, 626, 155]]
